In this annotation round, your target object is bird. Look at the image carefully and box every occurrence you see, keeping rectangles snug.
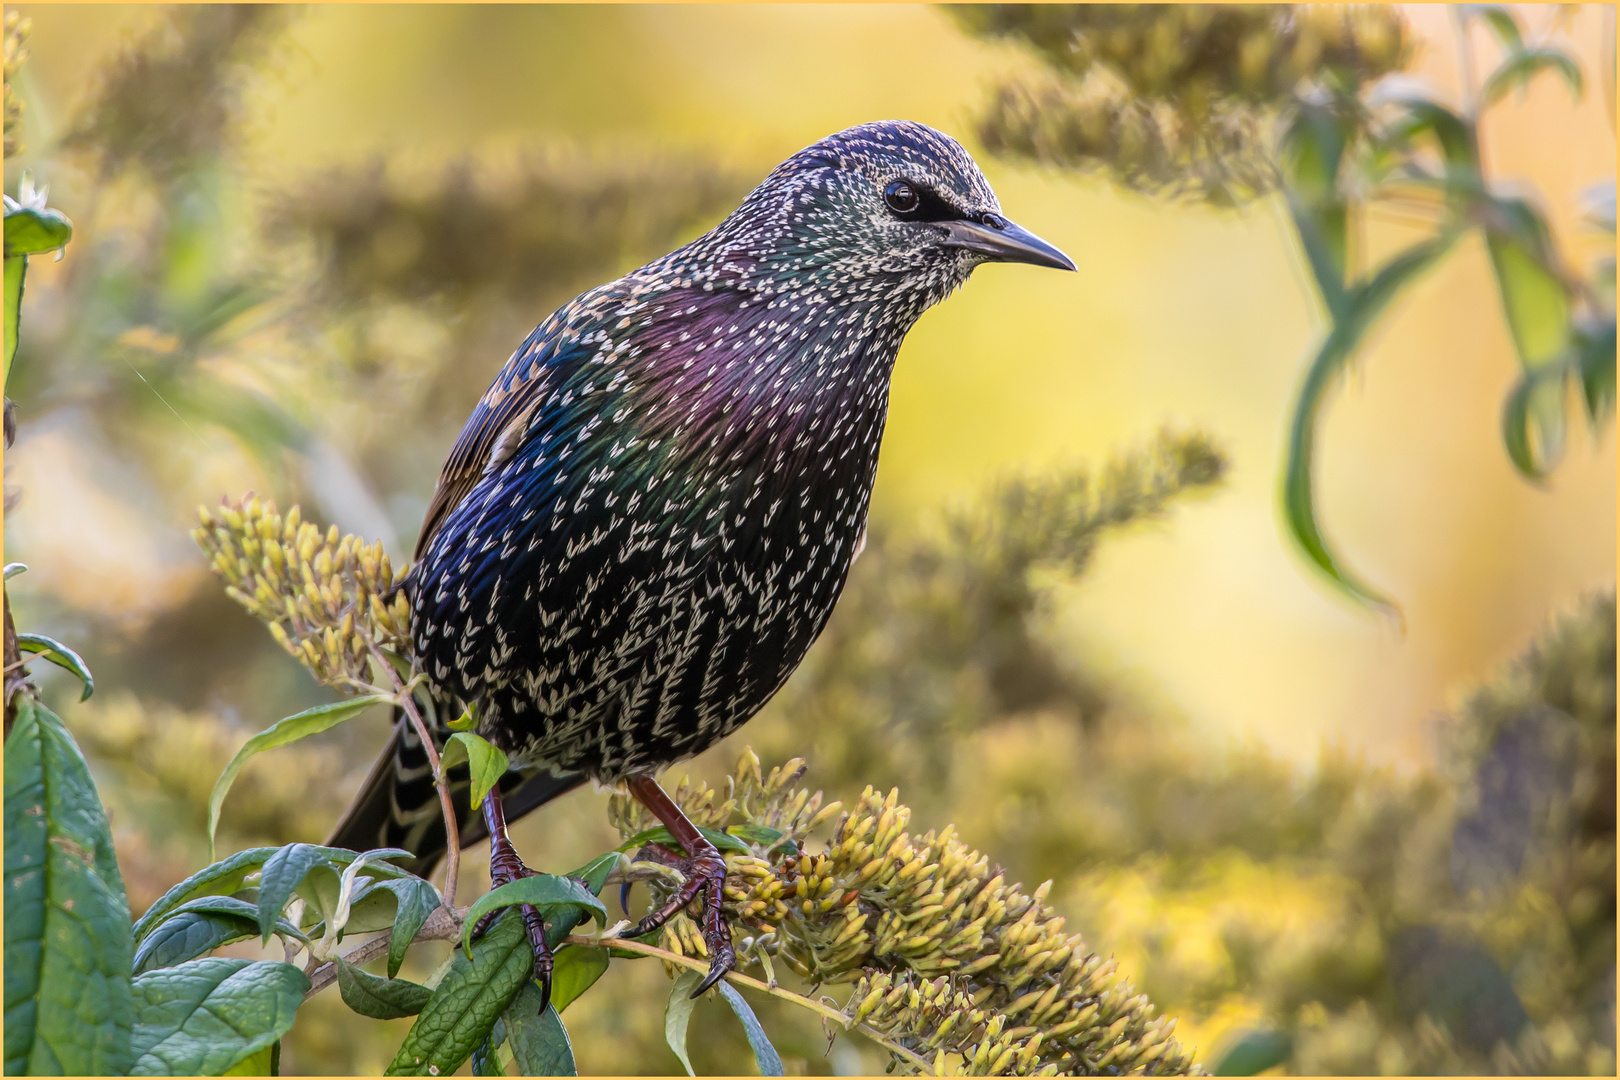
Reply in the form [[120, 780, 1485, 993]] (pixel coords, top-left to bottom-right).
[[327, 119, 1074, 1007]]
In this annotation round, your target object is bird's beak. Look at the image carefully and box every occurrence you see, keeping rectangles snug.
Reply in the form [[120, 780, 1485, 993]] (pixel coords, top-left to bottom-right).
[[940, 217, 1076, 271]]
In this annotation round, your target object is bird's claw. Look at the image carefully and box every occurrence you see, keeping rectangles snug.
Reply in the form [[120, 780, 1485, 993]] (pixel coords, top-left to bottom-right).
[[478, 850, 555, 1014], [625, 842, 735, 998]]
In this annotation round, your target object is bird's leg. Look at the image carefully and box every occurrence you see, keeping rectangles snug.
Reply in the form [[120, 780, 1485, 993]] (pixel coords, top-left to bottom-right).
[[476, 789, 555, 1013], [624, 773, 736, 996]]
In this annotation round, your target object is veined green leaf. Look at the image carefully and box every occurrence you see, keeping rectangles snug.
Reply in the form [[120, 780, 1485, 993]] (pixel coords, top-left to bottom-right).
[[133, 897, 306, 975], [3, 696, 136, 1075], [129, 957, 307, 1076], [386, 910, 535, 1076], [207, 694, 391, 858], [460, 875, 607, 958], [15, 632, 95, 700], [1281, 231, 1462, 614], [133, 848, 280, 943], [716, 981, 784, 1077], [663, 969, 703, 1076], [441, 731, 511, 814], [505, 981, 578, 1076], [335, 958, 433, 1020]]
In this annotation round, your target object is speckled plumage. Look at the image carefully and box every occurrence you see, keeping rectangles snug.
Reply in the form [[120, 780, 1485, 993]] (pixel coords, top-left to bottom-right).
[[330, 120, 1072, 865]]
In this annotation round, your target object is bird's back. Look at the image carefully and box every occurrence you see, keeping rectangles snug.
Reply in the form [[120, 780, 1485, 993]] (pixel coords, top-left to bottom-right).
[[410, 257, 905, 780]]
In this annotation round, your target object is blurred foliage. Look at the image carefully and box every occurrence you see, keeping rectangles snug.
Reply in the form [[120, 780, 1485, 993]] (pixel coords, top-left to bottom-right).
[[60, 4, 293, 187], [4, 4, 1614, 1074], [953, 5, 1410, 206], [4, 12, 28, 160], [957, 4, 1616, 614]]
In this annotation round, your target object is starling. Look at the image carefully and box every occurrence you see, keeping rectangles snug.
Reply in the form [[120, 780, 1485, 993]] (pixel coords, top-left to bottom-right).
[[328, 120, 1074, 1004]]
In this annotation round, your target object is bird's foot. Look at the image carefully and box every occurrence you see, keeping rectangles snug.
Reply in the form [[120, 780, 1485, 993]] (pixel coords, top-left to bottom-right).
[[475, 842, 556, 1014], [626, 838, 736, 997]]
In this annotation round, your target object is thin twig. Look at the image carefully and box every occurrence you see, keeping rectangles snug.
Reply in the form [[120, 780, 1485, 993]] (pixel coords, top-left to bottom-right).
[[303, 904, 463, 1001], [369, 640, 462, 910], [568, 934, 934, 1073]]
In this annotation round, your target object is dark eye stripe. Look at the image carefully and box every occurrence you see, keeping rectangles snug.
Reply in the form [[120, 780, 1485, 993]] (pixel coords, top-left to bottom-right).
[[886, 180, 967, 224]]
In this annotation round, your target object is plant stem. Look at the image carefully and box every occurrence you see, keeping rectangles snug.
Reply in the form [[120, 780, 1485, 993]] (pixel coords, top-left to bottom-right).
[[370, 640, 461, 911], [301, 908, 935, 1073], [568, 934, 934, 1073]]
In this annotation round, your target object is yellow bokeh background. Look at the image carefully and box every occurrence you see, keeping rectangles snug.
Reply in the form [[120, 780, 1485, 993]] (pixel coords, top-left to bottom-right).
[[12, 2, 1613, 773]]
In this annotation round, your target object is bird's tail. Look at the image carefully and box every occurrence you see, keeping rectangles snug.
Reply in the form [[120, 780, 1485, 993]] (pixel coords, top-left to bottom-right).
[[325, 704, 586, 878]]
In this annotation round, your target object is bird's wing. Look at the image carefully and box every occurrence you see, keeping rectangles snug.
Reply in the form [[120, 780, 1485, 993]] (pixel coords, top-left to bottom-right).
[[415, 325, 562, 560]]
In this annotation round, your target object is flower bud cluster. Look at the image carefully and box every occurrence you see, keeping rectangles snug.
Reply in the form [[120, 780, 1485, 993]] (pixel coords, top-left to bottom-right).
[[960, 4, 1410, 207], [193, 495, 410, 691], [4, 12, 28, 159], [614, 751, 1196, 1075]]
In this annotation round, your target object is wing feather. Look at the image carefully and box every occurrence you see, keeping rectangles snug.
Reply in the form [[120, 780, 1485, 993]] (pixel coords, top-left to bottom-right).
[[414, 326, 560, 559]]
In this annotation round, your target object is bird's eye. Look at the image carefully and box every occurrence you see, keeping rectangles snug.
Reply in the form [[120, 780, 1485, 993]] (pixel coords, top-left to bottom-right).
[[979, 212, 1007, 230], [885, 181, 921, 216]]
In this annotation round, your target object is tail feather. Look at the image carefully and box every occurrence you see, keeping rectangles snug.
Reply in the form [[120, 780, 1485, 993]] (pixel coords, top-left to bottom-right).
[[326, 705, 585, 877]]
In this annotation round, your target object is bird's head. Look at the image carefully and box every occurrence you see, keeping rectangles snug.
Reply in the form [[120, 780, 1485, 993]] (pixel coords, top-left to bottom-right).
[[696, 120, 1074, 308]]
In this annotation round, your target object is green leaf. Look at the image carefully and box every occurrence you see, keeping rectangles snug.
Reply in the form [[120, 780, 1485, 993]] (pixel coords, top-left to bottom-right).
[[133, 897, 306, 975], [129, 957, 308, 1076], [461, 876, 607, 958], [4, 253, 23, 387], [387, 910, 536, 1076], [715, 981, 783, 1076], [446, 705, 477, 732], [1467, 4, 1522, 49], [257, 843, 338, 943], [374, 875, 442, 979], [221, 1042, 277, 1076], [471, 1029, 506, 1076], [207, 694, 390, 858], [1501, 364, 1563, 479], [663, 969, 702, 1076], [15, 632, 96, 701], [4, 696, 136, 1076], [335, 957, 433, 1020], [505, 981, 577, 1076], [470, 1027, 506, 1077], [133, 848, 279, 943], [1383, 91, 1477, 171], [441, 731, 511, 814], [1483, 44, 1584, 108], [1281, 99, 1353, 316], [549, 945, 609, 1014], [3, 204, 73, 258], [1486, 215, 1573, 367], [618, 824, 751, 856], [1212, 1027, 1294, 1075], [1281, 231, 1462, 614], [1575, 314, 1617, 422], [565, 851, 627, 896]]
